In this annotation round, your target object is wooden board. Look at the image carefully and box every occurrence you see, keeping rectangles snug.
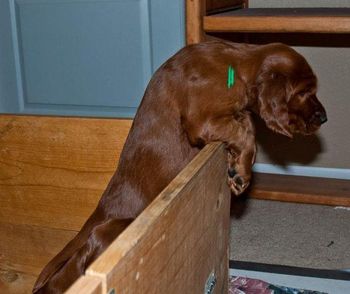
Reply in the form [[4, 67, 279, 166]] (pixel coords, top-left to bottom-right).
[[186, 0, 247, 45], [250, 173, 350, 207], [204, 8, 350, 33], [186, 0, 206, 44], [0, 115, 131, 293], [0, 222, 77, 293], [0, 268, 37, 294], [0, 222, 77, 275], [82, 143, 231, 294], [65, 276, 102, 294], [0, 115, 132, 231]]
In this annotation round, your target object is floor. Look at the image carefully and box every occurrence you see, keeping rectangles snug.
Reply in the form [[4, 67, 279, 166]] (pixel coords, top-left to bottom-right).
[[229, 199, 350, 270]]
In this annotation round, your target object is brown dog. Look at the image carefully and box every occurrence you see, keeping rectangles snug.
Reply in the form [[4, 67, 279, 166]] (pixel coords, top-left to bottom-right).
[[33, 40, 326, 293]]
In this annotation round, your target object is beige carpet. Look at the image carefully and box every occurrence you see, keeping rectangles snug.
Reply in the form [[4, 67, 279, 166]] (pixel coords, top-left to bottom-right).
[[229, 199, 350, 270]]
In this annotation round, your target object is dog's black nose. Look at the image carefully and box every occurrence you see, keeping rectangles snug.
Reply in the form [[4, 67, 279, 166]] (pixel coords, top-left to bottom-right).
[[319, 113, 328, 124], [228, 168, 236, 178], [315, 111, 328, 124]]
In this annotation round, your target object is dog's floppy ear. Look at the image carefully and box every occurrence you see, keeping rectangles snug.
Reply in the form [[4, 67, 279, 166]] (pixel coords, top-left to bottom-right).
[[256, 71, 293, 138]]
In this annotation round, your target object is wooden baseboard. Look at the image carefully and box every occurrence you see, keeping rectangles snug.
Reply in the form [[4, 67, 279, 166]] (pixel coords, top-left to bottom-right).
[[249, 173, 350, 207], [229, 260, 350, 280]]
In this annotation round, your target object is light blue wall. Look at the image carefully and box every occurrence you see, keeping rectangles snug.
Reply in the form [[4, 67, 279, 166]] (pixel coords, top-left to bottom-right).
[[0, 0, 21, 112], [0, 0, 185, 118]]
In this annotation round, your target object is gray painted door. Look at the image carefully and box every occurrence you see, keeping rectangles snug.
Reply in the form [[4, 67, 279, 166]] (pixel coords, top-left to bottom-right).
[[0, 0, 184, 117]]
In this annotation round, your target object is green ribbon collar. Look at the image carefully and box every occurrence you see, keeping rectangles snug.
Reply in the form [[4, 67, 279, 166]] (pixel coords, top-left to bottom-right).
[[227, 65, 235, 88]]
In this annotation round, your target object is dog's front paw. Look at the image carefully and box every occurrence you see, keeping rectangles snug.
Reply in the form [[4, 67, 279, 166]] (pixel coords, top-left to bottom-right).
[[227, 169, 250, 196]]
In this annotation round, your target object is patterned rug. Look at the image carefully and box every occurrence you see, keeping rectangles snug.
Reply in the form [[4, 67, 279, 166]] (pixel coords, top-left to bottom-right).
[[229, 276, 327, 294]]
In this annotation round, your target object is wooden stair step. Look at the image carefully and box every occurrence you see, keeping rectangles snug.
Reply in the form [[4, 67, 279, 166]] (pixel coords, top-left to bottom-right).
[[204, 8, 350, 33], [250, 173, 350, 206]]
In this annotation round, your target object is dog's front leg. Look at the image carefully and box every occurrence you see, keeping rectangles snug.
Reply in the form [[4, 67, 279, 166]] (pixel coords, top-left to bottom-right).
[[225, 115, 255, 195], [224, 112, 256, 195], [185, 112, 256, 195]]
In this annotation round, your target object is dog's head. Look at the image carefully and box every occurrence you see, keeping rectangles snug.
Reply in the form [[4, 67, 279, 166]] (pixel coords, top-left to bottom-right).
[[255, 44, 327, 138]]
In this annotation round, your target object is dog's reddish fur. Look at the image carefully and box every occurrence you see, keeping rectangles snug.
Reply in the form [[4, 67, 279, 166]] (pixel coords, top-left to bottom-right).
[[33, 40, 326, 293]]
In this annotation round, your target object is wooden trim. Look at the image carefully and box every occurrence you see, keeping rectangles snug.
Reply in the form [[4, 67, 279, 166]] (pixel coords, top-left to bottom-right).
[[85, 143, 230, 294], [250, 173, 350, 207], [186, 0, 206, 44], [204, 8, 350, 33]]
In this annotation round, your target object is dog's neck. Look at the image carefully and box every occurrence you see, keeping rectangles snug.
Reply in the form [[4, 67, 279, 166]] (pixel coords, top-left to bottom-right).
[[235, 61, 261, 114]]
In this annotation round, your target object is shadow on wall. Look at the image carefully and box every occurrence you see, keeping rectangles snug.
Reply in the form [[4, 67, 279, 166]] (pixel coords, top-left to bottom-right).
[[230, 115, 326, 220], [253, 115, 325, 167]]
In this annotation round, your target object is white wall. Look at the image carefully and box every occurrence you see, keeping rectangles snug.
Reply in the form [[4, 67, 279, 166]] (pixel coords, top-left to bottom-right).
[[249, 0, 350, 175]]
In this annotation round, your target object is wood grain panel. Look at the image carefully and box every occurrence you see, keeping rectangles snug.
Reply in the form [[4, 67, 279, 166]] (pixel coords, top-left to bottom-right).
[[0, 221, 78, 293], [0, 268, 37, 294], [0, 222, 77, 276], [85, 143, 230, 294], [0, 115, 132, 231], [0, 115, 132, 293]]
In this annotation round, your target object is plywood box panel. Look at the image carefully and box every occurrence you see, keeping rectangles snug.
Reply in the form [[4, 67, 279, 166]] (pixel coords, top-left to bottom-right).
[[0, 222, 77, 276], [0, 115, 132, 230], [84, 143, 230, 294], [1, 115, 231, 293], [0, 268, 37, 294]]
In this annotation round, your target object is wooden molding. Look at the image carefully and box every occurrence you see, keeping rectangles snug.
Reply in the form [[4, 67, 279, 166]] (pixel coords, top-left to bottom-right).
[[186, 0, 206, 44], [204, 8, 350, 33], [250, 173, 350, 207]]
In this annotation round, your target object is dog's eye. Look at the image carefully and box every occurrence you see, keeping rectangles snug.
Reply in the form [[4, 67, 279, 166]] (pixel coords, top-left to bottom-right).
[[298, 90, 308, 96], [270, 72, 284, 80]]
